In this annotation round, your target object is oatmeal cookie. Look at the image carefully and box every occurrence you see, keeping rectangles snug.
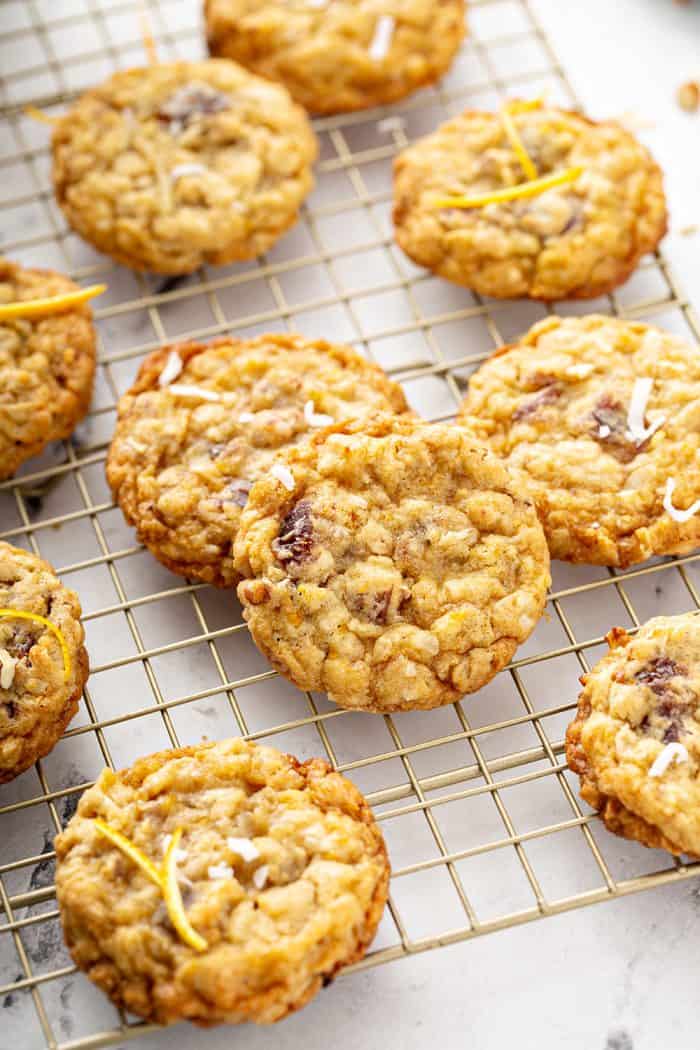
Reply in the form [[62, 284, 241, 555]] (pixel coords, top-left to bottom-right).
[[205, 0, 465, 115], [459, 314, 700, 567], [0, 257, 97, 480], [55, 737, 389, 1026], [0, 542, 88, 783], [52, 60, 317, 274], [234, 414, 550, 712], [393, 103, 667, 300], [106, 334, 408, 587], [566, 614, 700, 856]]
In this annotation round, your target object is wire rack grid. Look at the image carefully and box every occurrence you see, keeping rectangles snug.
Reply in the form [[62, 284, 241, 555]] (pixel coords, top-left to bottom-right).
[[1, 0, 700, 1047]]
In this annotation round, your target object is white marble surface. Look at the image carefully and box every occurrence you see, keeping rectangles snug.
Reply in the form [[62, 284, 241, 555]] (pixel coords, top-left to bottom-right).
[[1, 1, 700, 1049]]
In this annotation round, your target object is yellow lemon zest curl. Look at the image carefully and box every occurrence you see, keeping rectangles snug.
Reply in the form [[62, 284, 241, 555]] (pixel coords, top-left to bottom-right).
[[0, 609, 71, 680], [0, 284, 106, 322], [500, 103, 538, 181], [432, 166, 583, 210], [24, 105, 60, 126], [94, 822, 208, 952]]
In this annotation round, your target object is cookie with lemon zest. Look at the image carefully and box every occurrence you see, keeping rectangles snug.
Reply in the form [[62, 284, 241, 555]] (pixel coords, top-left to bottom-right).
[[0, 542, 88, 784], [0, 608, 71, 679], [432, 166, 583, 209], [54, 738, 389, 1026], [393, 103, 667, 299], [0, 283, 105, 321]]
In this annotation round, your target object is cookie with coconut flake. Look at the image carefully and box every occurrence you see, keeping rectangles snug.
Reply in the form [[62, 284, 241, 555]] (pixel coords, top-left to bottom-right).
[[205, 0, 465, 115], [55, 736, 389, 1025], [393, 103, 667, 300], [0, 257, 97, 480], [106, 333, 408, 587], [234, 414, 550, 712], [0, 542, 88, 783], [52, 60, 317, 274], [459, 315, 700, 567], [566, 614, 700, 856]]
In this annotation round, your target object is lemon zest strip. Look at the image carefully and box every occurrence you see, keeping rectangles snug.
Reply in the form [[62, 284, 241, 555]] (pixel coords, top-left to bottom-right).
[[24, 105, 60, 126], [162, 828, 208, 952], [0, 284, 106, 322], [500, 104, 538, 181], [432, 166, 583, 210], [506, 97, 545, 115], [94, 820, 163, 888], [0, 608, 71, 680]]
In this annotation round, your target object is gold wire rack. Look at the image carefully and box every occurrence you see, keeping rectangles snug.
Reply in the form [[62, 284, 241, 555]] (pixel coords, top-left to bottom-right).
[[1, 0, 700, 1047]]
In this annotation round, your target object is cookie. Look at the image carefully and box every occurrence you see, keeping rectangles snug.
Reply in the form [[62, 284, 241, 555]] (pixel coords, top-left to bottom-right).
[[566, 614, 700, 857], [0, 542, 88, 783], [205, 0, 465, 115], [393, 102, 667, 300], [52, 60, 317, 274], [0, 257, 98, 480], [234, 414, 550, 712], [106, 334, 408, 587], [55, 737, 389, 1025], [458, 314, 700, 567]]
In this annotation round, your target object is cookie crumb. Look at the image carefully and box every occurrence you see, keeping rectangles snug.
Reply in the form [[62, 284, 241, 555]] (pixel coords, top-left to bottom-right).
[[677, 80, 699, 112]]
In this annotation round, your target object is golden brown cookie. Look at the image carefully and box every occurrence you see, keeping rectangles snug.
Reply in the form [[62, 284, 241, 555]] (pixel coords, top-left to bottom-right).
[[566, 614, 700, 857], [393, 102, 667, 300], [0, 257, 97, 480], [106, 334, 408, 587], [205, 0, 465, 115], [0, 542, 88, 783], [52, 60, 317, 274], [55, 737, 389, 1026], [234, 414, 550, 712], [458, 314, 700, 567]]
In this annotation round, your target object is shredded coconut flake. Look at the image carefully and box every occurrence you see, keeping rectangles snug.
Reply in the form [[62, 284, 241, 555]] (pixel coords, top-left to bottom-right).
[[253, 864, 269, 890], [663, 477, 700, 523], [648, 742, 689, 778], [238, 411, 256, 423], [208, 862, 234, 880], [270, 463, 295, 491], [162, 834, 187, 863], [168, 383, 221, 402], [0, 649, 17, 689], [158, 350, 183, 387], [598, 424, 611, 438], [377, 116, 405, 134], [227, 837, 260, 862], [626, 377, 666, 444], [306, 0, 328, 6], [304, 399, 334, 428], [171, 163, 207, 181], [368, 15, 395, 60]]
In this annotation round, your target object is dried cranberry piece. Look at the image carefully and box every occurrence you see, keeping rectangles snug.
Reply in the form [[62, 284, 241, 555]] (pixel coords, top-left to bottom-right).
[[272, 501, 314, 564], [512, 383, 561, 421], [635, 656, 685, 694], [590, 394, 646, 463], [349, 589, 392, 625], [157, 82, 229, 132]]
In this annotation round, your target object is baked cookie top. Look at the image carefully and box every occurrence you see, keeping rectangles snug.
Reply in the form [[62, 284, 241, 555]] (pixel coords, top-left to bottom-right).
[[566, 614, 700, 857], [393, 103, 667, 300], [459, 315, 700, 567], [0, 542, 88, 783], [55, 737, 389, 1026], [0, 257, 97, 481], [234, 414, 550, 712], [52, 60, 317, 274], [205, 0, 465, 115], [106, 333, 408, 587]]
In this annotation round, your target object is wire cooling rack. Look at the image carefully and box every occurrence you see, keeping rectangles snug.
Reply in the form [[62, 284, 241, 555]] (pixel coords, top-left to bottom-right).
[[1, 0, 700, 1047]]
